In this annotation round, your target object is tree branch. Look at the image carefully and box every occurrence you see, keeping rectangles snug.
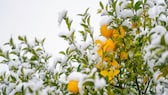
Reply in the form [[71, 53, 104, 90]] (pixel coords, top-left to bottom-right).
[[142, 78, 151, 94], [135, 77, 141, 94]]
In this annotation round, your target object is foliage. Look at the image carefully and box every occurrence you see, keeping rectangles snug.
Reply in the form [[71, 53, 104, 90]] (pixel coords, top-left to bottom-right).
[[1, 0, 168, 95]]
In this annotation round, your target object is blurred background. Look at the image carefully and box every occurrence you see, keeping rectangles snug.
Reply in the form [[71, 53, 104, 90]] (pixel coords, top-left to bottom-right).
[[0, 0, 105, 57]]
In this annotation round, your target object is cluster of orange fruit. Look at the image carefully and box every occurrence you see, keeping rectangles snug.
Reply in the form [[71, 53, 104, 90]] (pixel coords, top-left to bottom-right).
[[67, 24, 129, 94], [96, 24, 128, 83]]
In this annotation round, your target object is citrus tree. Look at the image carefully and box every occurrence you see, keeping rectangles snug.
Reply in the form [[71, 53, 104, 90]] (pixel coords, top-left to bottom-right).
[[58, 0, 168, 94]]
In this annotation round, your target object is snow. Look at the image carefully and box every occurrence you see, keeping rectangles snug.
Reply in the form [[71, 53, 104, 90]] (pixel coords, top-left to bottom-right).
[[6, 83, 15, 94], [150, 25, 167, 45], [58, 10, 67, 25], [156, 83, 164, 95], [158, 14, 168, 25], [67, 72, 87, 94], [163, 90, 168, 95], [0, 64, 9, 76], [24, 68, 34, 77], [165, 33, 168, 45], [99, 16, 113, 26], [101, 9, 108, 16], [58, 30, 72, 38], [78, 80, 84, 95], [71, 62, 80, 68], [159, 51, 168, 63], [88, 68, 97, 76], [115, 0, 136, 18], [94, 73, 106, 89], [151, 36, 161, 45], [116, 0, 129, 15], [155, 0, 166, 5], [67, 72, 86, 82], [153, 70, 162, 83], [136, 9, 143, 16], [120, 9, 134, 18], [128, 50, 133, 58], [154, 76, 168, 95], [148, 5, 166, 19], [78, 41, 91, 51], [27, 78, 43, 91], [151, 25, 167, 34], [147, 0, 155, 7], [7, 60, 20, 69], [122, 19, 131, 28], [135, 27, 148, 39]]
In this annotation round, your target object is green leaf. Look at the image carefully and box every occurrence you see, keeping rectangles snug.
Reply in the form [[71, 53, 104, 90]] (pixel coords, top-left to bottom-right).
[[0, 48, 2, 53], [36, 91, 39, 95], [77, 64, 81, 72], [50, 82, 57, 86], [134, 1, 142, 11], [30, 56, 37, 61], [65, 17, 72, 31], [71, 31, 75, 42], [87, 16, 90, 25], [66, 47, 70, 55], [41, 38, 46, 46], [15, 92, 22, 95], [77, 8, 89, 17], [153, 65, 162, 72], [11, 66, 18, 72], [10, 37, 14, 45], [126, 3, 132, 9], [18, 36, 24, 41], [10, 51, 17, 55], [112, 1, 117, 10], [84, 8, 89, 15], [160, 35, 166, 45], [59, 51, 65, 55], [21, 67, 24, 74], [134, 51, 142, 57], [107, 86, 114, 95], [2, 87, 6, 95], [5, 51, 9, 59], [119, 1, 123, 6], [80, 58, 88, 65], [97, 9, 102, 14], [99, 1, 104, 9], [36, 48, 42, 51], [24, 36, 28, 44], [35, 38, 39, 45], [105, 4, 108, 10], [78, 13, 84, 16], [28, 87, 33, 93], [83, 81, 94, 86], [9, 37, 16, 49], [10, 75, 16, 82], [22, 47, 29, 51], [21, 85, 25, 95], [80, 31, 87, 41], [68, 20, 72, 31], [60, 35, 68, 40], [81, 23, 88, 28], [70, 94, 78, 95]]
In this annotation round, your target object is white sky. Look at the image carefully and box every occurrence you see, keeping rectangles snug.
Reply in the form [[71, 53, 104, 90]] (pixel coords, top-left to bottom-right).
[[0, 0, 105, 56]]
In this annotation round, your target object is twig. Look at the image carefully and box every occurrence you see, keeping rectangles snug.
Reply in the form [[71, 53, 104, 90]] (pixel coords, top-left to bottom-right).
[[135, 77, 141, 94], [142, 78, 151, 94]]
